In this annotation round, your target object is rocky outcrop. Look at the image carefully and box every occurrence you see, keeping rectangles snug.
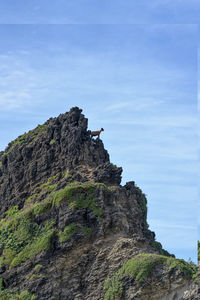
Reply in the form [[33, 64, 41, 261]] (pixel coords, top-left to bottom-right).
[[0, 107, 197, 300], [0, 107, 122, 215]]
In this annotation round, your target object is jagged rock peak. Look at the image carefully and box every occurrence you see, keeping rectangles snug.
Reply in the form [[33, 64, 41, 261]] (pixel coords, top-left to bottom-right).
[[0, 107, 122, 214]]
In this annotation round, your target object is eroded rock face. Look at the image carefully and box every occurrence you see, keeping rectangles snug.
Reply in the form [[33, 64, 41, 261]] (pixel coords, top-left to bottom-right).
[[0, 182, 154, 299], [0, 107, 122, 215], [0, 107, 197, 300], [183, 285, 199, 300]]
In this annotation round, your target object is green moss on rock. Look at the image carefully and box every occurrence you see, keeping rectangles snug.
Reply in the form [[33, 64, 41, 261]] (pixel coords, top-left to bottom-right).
[[0, 181, 104, 269], [52, 182, 103, 217], [0, 289, 36, 300], [5, 206, 19, 217], [34, 264, 43, 271], [10, 228, 55, 268], [2, 153, 8, 158], [49, 139, 56, 145], [58, 223, 78, 243], [104, 254, 198, 300]]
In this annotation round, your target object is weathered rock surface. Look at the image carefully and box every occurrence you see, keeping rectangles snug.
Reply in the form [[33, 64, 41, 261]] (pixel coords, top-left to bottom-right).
[[0, 107, 122, 215], [0, 107, 198, 300]]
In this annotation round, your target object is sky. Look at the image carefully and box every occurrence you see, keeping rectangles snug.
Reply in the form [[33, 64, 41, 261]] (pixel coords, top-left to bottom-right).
[[0, 3, 198, 263], [0, 0, 199, 24]]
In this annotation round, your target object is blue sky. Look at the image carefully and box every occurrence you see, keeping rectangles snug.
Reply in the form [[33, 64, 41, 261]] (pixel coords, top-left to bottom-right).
[[0, 22, 198, 262], [0, 0, 199, 24]]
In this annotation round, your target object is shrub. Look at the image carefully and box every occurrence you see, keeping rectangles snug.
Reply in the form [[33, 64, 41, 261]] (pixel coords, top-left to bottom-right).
[[0, 225, 23, 252]]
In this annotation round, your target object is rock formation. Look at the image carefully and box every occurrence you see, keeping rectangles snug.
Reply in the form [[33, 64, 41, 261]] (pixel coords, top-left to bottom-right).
[[0, 107, 198, 299]]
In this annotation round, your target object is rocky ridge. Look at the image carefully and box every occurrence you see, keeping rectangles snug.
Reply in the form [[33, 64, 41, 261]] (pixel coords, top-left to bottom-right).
[[0, 107, 198, 300]]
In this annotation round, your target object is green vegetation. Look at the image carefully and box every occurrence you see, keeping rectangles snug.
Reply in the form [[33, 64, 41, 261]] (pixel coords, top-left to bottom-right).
[[34, 264, 43, 271], [140, 193, 147, 217], [104, 254, 198, 300], [0, 213, 55, 268], [151, 241, 172, 257], [30, 124, 47, 142], [64, 172, 72, 178], [0, 256, 3, 268], [3, 248, 17, 266], [0, 289, 36, 300], [111, 163, 117, 169], [8, 124, 47, 152], [58, 223, 93, 243], [10, 224, 55, 268], [134, 185, 148, 227], [0, 181, 103, 268], [25, 174, 58, 205], [0, 225, 23, 252], [6, 206, 19, 217], [26, 273, 45, 281], [49, 139, 56, 145], [81, 226, 93, 237], [52, 182, 103, 217], [11, 133, 27, 147], [0, 161, 2, 168], [198, 241, 200, 260], [2, 153, 8, 158], [58, 223, 78, 243], [0, 277, 3, 290], [33, 195, 53, 215]]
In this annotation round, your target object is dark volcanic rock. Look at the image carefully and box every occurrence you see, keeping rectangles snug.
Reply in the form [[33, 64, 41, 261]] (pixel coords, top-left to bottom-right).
[[0, 107, 121, 215]]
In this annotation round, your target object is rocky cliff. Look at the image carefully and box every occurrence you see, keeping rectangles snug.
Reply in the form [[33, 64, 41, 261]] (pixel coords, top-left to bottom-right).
[[0, 107, 198, 300]]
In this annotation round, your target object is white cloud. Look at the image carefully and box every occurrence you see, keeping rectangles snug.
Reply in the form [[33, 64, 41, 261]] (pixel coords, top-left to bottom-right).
[[0, 90, 31, 110], [148, 218, 197, 254], [101, 113, 197, 128], [104, 99, 164, 112]]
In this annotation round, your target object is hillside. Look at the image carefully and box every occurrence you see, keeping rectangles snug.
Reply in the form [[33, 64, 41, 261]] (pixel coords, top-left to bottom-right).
[[0, 107, 198, 300]]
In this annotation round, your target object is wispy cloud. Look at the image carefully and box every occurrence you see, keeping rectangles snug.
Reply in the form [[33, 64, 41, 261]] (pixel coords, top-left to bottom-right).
[[149, 218, 197, 255], [0, 90, 31, 110], [101, 113, 197, 128], [104, 99, 164, 112]]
